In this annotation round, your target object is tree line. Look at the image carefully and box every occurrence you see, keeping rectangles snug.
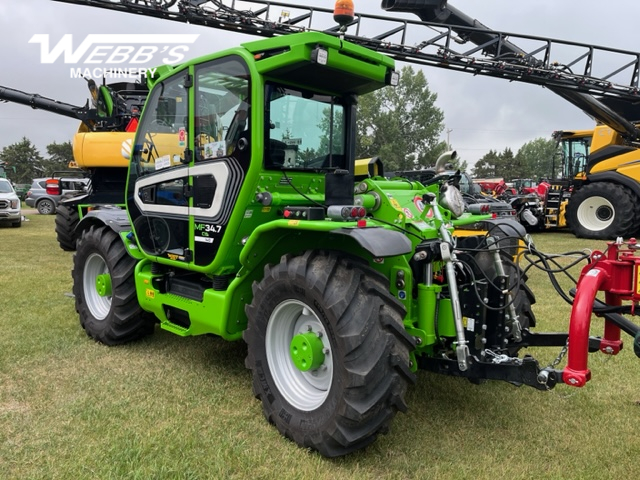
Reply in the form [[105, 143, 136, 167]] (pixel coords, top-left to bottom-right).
[[0, 138, 74, 184], [471, 138, 559, 181]]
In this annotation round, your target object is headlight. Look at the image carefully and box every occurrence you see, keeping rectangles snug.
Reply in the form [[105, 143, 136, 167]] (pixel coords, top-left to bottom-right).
[[439, 184, 465, 218], [10, 199, 19, 209]]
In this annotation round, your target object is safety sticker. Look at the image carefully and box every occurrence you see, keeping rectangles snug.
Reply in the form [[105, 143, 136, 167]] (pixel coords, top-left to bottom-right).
[[155, 154, 171, 170], [204, 140, 226, 159]]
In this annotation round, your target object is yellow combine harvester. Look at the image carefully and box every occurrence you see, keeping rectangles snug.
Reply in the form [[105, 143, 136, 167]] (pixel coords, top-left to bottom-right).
[[554, 124, 640, 239]]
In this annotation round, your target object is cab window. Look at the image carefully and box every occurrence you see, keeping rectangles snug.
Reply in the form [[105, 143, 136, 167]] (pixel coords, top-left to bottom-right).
[[265, 85, 346, 170], [194, 57, 250, 162], [131, 73, 189, 176]]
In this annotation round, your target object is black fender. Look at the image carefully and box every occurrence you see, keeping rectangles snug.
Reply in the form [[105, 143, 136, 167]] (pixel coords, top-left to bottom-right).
[[76, 207, 131, 236], [333, 226, 413, 257], [584, 171, 640, 200]]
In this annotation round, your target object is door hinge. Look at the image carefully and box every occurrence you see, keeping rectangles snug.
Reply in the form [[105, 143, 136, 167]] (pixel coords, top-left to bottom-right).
[[182, 148, 192, 164], [183, 185, 193, 198], [184, 74, 193, 89]]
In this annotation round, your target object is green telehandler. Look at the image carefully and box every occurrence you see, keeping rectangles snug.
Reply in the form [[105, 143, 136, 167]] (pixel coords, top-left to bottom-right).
[[12, 0, 632, 457], [68, 28, 640, 456]]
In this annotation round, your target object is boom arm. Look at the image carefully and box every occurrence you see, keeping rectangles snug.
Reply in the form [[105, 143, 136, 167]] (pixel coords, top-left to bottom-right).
[[381, 0, 640, 139], [0, 85, 93, 125], [39, 0, 640, 139], [0, 80, 148, 132]]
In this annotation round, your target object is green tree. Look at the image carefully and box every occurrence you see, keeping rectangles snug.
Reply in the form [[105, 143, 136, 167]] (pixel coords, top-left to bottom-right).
[[44, 141, 74, 172], [471, 149, 500, 178], [0, 138, 44, 184], [318, 106, 344, 155], [356, 66, 446, 171], [495, 147, 515, 179], [514, 137, 559, 180]]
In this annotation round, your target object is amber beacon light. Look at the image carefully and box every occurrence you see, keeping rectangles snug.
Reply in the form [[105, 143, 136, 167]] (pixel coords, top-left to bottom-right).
[[333, 0, 355, 28]]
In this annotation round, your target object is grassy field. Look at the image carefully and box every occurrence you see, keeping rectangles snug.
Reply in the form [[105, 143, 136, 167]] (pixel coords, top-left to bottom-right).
[[1, 215, 639, 479]]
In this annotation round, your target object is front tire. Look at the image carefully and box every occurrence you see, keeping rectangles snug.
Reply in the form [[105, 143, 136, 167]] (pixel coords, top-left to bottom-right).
[[73, 225, 153, 345], [566, 183, 638, 239], [244, 251, 415, 457], [56, 204, 80, 251]]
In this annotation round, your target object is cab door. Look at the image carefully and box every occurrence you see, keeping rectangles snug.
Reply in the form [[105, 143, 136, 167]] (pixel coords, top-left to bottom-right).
[[127, 70, 192, 261], [127, 57, 251, 267], [189, 57, 251, 267]]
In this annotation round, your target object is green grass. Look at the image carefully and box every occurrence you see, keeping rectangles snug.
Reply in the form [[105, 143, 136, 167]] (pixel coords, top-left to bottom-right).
[[1, 216, 639, 479]]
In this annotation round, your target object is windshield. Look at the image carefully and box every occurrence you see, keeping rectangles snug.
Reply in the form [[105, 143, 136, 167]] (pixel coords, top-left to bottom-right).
[[265, 85, 346, 170], [0, 181, 14, 193]]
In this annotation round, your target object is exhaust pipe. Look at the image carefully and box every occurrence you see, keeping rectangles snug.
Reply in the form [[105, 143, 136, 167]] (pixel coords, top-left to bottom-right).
[[434, 150, 457, 173]]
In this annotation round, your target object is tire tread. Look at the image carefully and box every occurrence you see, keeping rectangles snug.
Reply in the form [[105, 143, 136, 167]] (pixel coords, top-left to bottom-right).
[[244, 250, 414, 457], [73, 225, 153, 345]]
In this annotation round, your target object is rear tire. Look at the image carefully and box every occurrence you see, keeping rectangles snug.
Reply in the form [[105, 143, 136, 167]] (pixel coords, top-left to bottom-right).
[[37, 198, 55, 215], [244, 251, 415, 457], [73, 225, 153, 345], [566, 183, 638, 239], [56, 204, 80, 251]]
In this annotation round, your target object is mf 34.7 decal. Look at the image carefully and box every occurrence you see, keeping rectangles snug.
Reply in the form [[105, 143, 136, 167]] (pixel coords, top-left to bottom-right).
[[194, 222, 222, 243]]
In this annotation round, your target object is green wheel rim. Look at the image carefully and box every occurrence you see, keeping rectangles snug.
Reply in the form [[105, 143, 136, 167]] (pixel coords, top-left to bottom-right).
[[95, 273, 112, 297], [290, 332, 326, 372]]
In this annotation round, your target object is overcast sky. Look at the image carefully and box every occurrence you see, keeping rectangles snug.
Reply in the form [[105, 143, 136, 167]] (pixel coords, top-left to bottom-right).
[[0, 0, 638, 168]]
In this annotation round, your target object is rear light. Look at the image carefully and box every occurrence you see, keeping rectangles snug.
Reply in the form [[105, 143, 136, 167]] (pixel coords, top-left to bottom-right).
[[327, 205, 367, 221], [45, 179, 61, 195]]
